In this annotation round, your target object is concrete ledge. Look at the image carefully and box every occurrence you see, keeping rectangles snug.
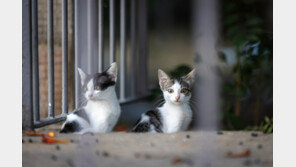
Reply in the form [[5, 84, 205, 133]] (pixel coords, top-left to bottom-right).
[[23, 131, 272, 167]]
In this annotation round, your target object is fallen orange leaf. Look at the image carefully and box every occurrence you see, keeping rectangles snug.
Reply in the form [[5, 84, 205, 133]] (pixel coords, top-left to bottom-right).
[[227, 150, 251, 158], [26, 131, 56, 137], [115, 125, 127, 131], [26, 132, 44, 136], [41, 135, 68, 144], [171, 157, 182, 164]]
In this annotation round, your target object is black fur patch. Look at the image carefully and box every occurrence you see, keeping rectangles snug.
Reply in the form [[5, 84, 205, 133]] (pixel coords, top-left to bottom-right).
[[133, 122, 150, 132], [132, 109, 163, 133], [60, 121, 82, 133], [146, 110, 163, 132], [93, 71, 115, 91], [73, 108, 90, 124]]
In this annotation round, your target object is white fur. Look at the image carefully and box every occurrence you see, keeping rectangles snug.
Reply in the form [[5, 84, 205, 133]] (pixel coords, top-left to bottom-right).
[[159, 102, 192, 133], [78, 86, 121, 134], [61, 86, 120, 134], [159, 81, 193, 133]]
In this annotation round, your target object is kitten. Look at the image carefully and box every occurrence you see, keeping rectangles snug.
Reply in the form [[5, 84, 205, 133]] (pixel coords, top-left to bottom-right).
[[132, 68, 196, 133], [60, 62, 121, 134]]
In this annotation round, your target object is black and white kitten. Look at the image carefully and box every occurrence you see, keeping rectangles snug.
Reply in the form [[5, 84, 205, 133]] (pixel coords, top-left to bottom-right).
[[132, 68, 196, 133], [60, 62, 121, 134]]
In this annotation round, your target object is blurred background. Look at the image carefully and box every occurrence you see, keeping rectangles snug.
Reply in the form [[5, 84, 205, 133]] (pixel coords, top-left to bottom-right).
[[33, 0, 272, 132]]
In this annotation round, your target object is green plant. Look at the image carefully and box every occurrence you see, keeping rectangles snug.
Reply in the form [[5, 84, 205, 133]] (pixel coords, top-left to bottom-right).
[[221, 0, 273, 130], [245, 116, 273, 134]]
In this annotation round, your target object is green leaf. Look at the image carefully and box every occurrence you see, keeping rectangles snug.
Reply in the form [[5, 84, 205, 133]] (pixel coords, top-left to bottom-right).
[[264, 116, 270, 123], [224, 15, 240, 25]]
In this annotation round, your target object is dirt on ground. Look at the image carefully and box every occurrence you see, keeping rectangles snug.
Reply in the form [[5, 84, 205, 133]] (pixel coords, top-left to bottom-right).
[[22, 128, 272, 167]]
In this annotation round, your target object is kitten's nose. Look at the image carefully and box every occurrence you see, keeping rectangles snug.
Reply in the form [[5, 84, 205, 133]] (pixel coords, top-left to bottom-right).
[[88, 94, 93, 98], [176, 95, 180, 102]]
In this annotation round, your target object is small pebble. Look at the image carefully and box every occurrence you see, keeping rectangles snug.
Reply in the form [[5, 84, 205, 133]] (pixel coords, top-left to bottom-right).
[[102, 151, 109, 157], [96, 139, 99, 143], [95, 150, 100, 156], [239, 141, 243, 145], [243, 159, 252, 166], [145, 154, 151, 159], [186, 134, 190, 139], [171, 157, 182, 164], [28, 138, 33, 143], [66, 159, 74, 167], [254, 159, 261, 165], [217, 131, 223, 135], [226, 151, 232, 156], [70, 139, 74, 143], [51, 155, 57, 161], [251, 132, 258, 137], [257, 144, 263, 149], [150, 143, 155, 147], [56, 145, 60, 150]]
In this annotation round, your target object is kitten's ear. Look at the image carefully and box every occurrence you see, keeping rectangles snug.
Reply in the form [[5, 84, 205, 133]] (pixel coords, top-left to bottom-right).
[[183, 68, 196, 86], [158, 69, 171, 90], [106, 62, 118, 82], [77, 68, 88, 85]]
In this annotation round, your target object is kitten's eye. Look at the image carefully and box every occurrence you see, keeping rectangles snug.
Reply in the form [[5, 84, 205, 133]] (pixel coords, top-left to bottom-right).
[[181, 88, 189, 94], [94, 86, 100, 90], [168, 89, 174, 93]]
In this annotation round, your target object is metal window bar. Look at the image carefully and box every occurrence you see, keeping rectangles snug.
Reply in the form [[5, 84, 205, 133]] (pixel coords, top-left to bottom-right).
[[109, 0, 115, 64], [98, 0, 104, 72], [22, 0, 148, 129], [47, 0, 54, 118], [130, 0, 136, 98], [120, 0, 126, 101], [22, 0, 33, 130], [62, 0, 68, 115], [32, 0, 40, 123], [74, 0, 79, 108]]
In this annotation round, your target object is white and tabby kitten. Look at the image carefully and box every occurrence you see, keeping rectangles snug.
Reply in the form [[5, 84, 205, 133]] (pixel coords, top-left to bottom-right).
[[60, 62, 121, 134], [132, 68, 196, 133]]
